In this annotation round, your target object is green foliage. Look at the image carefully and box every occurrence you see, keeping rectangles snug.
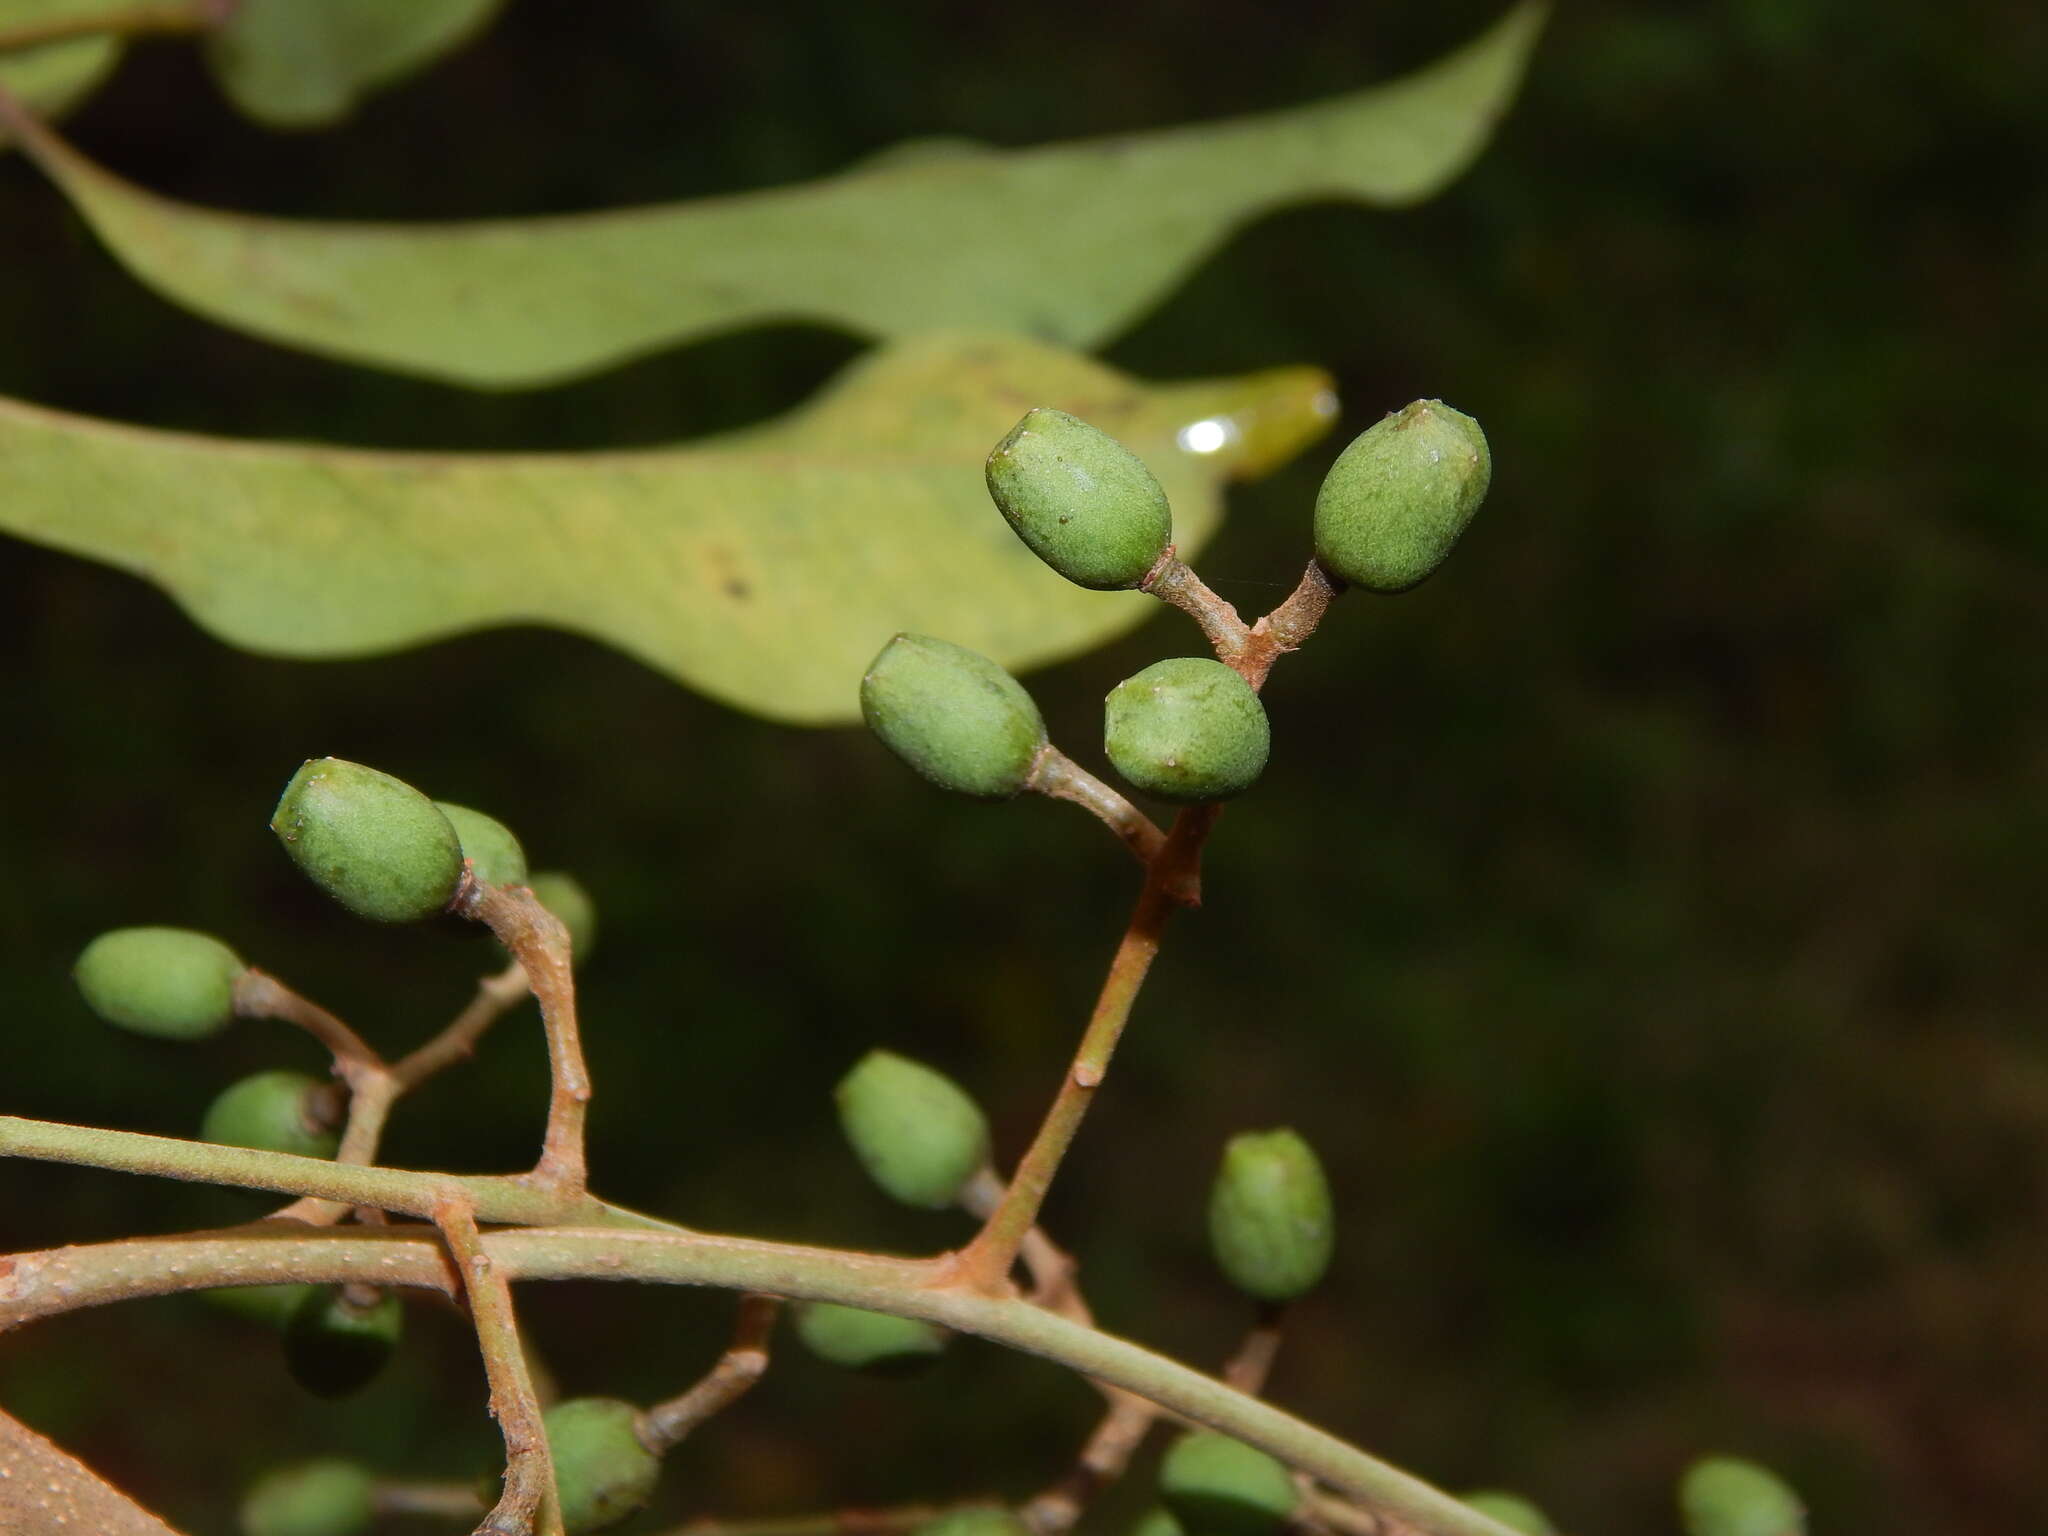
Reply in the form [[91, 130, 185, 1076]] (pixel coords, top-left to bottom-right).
[[795, 1300, 950, 1375], [1312, 400, 1492, 593], [200, 1070, 340, 1160], [0, 339, 1331, 723], [861, 634, 1047, 800], [0, 4, 120, 152], [270, 758, 463, 922], [1461, 1491, 1556, 1535], [1129, 1509, 1188, 1536], [1158, 1433, 1298, 1536], [3, 5, 1542, 385], [1104, 658, 1270, 803], [1206, 1129, 1335, 1303], [835, 1049, 991, 1209], [986, 408, 1173, 590], [239, 1457, 375, 1536], [73, 925, 244, 1040], [204, 0, 502, 128], [283, 1286, 403, 1399], [540, 1397, 663, 1535], [435, 801, 528, 888], [1679, 1458, 1805, 1536]]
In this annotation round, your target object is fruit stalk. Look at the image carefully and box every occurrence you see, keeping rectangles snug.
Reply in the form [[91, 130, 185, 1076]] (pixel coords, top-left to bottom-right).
[[956, 803, 1218, 1291], [457, 878, 592, 1195], [641, 1293, 782, 1453]]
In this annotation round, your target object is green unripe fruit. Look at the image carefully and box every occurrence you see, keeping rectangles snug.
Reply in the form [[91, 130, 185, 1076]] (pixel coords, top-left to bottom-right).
[[861, 634, 1047, 800], [435, 801, 528, 887], [1462, 1491, 1557, 1535], [240, 1458, 374, 1536], [74, 926, 244, 1040], [1130, 1509, 1188, 1536], [1207, 1128, 1335, 1303], [796, 1301, 949, 1376], [835, 1049, 991, 1209], [1158, 1433, 1297, 1536], [527, 871, 599, 962], [1104, 658, 1269, 803], [543, 1396, 662, 1534], [912, 1509, 1034, 1536], [201, 1071, 341, 1160], [1312, 399, 1490, 593], [284, 1286, 403, 1398], [200, 1281, 318, 1328], [1678, 1458, 1805, 1536], [985, 407, 1173, 590], [270, 758, 463, 922]]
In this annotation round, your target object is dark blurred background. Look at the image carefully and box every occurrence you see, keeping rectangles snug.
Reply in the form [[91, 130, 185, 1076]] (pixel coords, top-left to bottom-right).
[[2, 2, 2043, 1533]]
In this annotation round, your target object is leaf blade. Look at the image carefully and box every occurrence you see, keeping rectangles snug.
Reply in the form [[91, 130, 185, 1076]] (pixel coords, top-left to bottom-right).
[[0, 4, 1544, 386], [0, 334, 1336, 722]]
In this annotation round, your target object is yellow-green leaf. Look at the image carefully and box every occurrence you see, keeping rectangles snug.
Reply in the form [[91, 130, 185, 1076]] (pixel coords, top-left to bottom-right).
[[0, 334, 1335, 722], [204, 0, 504, 128], [0, 1, 126, 153], [0, 3, 1543, 387]]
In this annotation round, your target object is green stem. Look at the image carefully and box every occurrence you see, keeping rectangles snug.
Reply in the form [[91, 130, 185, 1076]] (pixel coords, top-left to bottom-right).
[[0, 1114, 645, 1229], [0, 1221, 1516, 1536]]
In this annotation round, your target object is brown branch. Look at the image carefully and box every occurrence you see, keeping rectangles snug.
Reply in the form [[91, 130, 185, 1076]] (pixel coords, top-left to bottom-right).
[[0, 1406, 188, 1536], [232, 969, 382, 1076], [1021, 1392, 1157, 1534], [1143, 553, 1251, 660], [454, 881, 590, 1196], [375, 1480, 490, 1521], [1026, 747, 1167, 867], [640, 1294, 781, 1454], [269, 1068, 398, 1227], [394, 961, 533, 1091], [954, 805, 1217, 1292], [0, 0, 224, 52], [1234, 561, 1343, 691], [1221, 1304, 1287, 1396], [437, 1194, 562, 1536]]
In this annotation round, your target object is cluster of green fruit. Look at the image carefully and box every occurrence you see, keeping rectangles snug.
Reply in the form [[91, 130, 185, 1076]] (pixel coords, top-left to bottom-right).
[[63, 404, 1814, 1536], [70, 763, 594, 1411], [863, 399, 1488, 807]]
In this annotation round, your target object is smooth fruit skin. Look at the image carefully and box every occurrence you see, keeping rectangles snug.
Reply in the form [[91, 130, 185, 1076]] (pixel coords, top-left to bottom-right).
[[270, 758, 463, 922], [284, 1286, 403, 1399], [835, 1049, 991, 1208], [861, 634, 1047, 800], [1158, 1432, 1297, 1536], [436, 801, 529, 887], [913, 1509, 1034, 1536], [1207, 1128, 1335, 1303], [1312, 399, 1490, 593], [1104, 658, 1269, 803], [73, 926, 244, 1040], [796, 1301, 949, 1375], [1462, 1491, 1557, 1535], [201, 1070, 341, 1160], [201, 1281, 318, 1328], [527, 871, 598, 961], [1678, 1457, 1805, 1536], [985, 407, 1173, 590], [240, 1457, 374, 1536], [543, 1396, 662, 1534]]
